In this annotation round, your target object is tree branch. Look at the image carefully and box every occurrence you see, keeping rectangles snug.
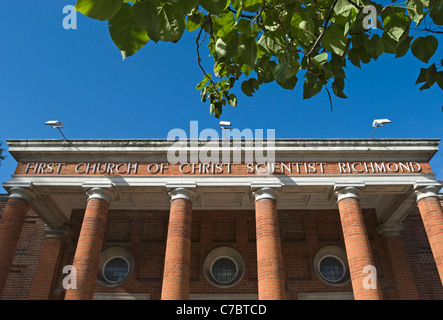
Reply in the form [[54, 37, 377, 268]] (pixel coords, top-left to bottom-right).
[[195, 16, 216, 87], [307, 0, 338, 57]]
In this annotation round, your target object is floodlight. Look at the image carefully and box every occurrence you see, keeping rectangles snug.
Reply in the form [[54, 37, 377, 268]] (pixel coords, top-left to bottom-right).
[[45, 120, 63, 128], [219, 121, 232, 139], [372, 119, 392, 127], [45, 120, 67, 140], [370, 119, 392, 138], [219, 121, 232, 128]]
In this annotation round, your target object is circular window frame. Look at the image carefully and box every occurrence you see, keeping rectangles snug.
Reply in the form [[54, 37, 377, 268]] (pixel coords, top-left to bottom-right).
[[97, 247, 134, 288], [318, 255, 346, 283], [203, 247, 245, 288], [210, 256, 239, 285], [102, 256, 131, 284], [313, 246, 350, 286]]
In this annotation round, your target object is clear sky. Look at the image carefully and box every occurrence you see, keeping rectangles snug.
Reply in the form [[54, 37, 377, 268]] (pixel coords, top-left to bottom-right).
[[1, 1, 442, 188]]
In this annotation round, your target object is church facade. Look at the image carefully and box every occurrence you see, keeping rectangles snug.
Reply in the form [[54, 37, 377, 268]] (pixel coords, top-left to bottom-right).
[[0, 138, 442, 300]]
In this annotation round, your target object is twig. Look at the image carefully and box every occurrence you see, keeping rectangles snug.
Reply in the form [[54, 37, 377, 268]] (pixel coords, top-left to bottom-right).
[[195, 16, 216, 87], [307, 0, 339, 57]]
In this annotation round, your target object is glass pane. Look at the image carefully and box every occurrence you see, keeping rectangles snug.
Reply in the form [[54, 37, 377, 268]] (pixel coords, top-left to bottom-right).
[[212, 258, 237, 284], [103, 257, 129, 283], [319, 256, 344, 282]]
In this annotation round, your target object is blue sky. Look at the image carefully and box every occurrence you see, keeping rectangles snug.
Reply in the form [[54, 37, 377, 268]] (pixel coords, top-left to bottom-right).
[[0, 1, 442, 187]]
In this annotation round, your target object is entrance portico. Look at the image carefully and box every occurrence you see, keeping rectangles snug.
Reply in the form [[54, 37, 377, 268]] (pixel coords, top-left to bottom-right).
[[1, 139, 442, 299]]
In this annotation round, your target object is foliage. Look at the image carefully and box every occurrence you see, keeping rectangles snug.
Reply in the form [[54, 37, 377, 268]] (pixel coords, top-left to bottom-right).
[[75, 0, 443, 116], [0, 141, 5, 167]]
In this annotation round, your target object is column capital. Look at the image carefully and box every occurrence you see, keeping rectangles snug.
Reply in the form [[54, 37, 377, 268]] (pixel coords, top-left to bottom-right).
[[251, 186, 279, 202], [167, 186, 196, 202], [334, 183, 365, 203], [414, 183, 442, 202], [377, 222, 404, 237], [85, 187, 116, 204], [43, 224, 70, 239], [7, 185, 36, 203]]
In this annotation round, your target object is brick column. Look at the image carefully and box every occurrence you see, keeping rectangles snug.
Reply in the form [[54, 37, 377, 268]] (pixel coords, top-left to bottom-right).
[[252, 187, 285, 300], [29, 225, 69, 300], [0, 187, 34, 297], [65, 187, 112, 300], [335, 186, 382, 300], [415, 185, 443, 285], [378, 222, 420, 299], [161, 187, 194, 300]]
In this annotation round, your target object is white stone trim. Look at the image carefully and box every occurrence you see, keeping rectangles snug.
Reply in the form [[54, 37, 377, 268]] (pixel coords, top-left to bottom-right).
[[414, 184, 442, 202], [6, 173, 438, 189], [298, 292, 354, 300], [93, 293, 150, 300], [7, 186, 35, 203], [377, 222, 404, 237], [334, 184, 364, 203], [168, 187, 196, 202], [251, 186, 279, 202], [86, 187, 114, 204], [43, 224, 69, 238]]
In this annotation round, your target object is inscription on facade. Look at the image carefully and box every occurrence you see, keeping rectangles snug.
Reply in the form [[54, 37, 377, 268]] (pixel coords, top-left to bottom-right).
[[17, 161, 427, 176]]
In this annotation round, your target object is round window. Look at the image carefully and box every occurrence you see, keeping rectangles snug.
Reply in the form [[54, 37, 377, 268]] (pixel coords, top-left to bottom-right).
[[313, 246, 350, 286], [103, 257, 130, 284], [203, 247, 245, 288], [211, 257, 238, 285], [318, 256, 346, 283], [97, 247, 134, 287]]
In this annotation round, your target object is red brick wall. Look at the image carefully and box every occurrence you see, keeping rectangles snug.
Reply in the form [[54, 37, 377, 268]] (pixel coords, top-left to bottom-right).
[[0, 197, 45, 299], [1, 196, 443, 300], [402, 202, 443, 299]]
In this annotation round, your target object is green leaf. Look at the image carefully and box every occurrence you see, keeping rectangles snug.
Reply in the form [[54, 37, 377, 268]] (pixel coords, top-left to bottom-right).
[[334, 0, 356, 15], [242, 0, 263, 12], [395, 35, 412, 58], [436, 72, 443, 90], [257, 32, 286, 57], [200, 0, 228, 14], [332, 78, 347, 98], [132, 1, 160, 43], [238, 35, 258, 69], [321, 24, 347, 56], [213, 11, 236, 37], [411, 36, 438, 63], [419, 63, 437, 90], [179, 0, 200, 14], [227, 93, 238, 107], [215, 34, 239, 58], [241, 78, 259, 96], [348, 47, 361, 68], [291, 12, 315, 47], [76, 0, 122, 21], [312, 52, 329, 66], [430, 7, 443, 25], [186, 11, 203, 31], [415, 68, 427, 84], [108, 3, 150, 60], [407, 0, 426, 25], [382, 7, 411, 42], [303, 79, 322, 99], [368, 34, 384, 58], [158, 4, 186, 42]]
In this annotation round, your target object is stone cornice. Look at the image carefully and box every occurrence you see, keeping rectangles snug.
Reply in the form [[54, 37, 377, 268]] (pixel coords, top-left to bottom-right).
[[5, 139, 440, 163]]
